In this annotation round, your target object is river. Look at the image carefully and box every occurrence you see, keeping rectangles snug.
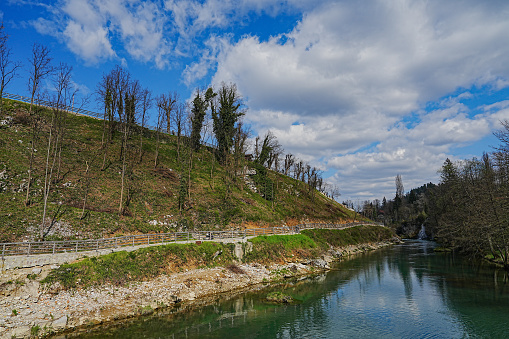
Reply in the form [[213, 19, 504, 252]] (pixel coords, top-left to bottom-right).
[[70, 241, 509, 338]]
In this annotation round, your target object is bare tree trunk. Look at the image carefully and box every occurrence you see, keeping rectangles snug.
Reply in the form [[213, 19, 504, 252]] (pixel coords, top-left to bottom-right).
[[188, 151, 193, 200], [119, 124, 128, 214], [154, 129, 160, 169], [24, 114, 41, 206], [25, 139, 36, 206], [41, 115, 59, 239], [177, 134, 180, 164], [139, 133, 144, 163], [80, 161, 90, 219], [119, 160, 126, 214]]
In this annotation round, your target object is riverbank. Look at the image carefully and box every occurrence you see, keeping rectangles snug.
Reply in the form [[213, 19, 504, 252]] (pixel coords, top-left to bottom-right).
[[0, 227, 399, 338]]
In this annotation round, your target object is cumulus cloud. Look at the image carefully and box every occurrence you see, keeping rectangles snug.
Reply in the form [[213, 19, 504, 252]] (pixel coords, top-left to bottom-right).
[[324, 95, 509, 200], [164, 0, 301, 37], [182, 35, 232, 85], [63, 21, 115, 64], [210, 0, 509, 200], [28, 0, 304, 69], [30, 0, 171, 67]]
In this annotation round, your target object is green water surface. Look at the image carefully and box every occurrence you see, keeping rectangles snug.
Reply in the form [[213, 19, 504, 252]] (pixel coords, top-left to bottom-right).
[[68, 241, 509, 338]]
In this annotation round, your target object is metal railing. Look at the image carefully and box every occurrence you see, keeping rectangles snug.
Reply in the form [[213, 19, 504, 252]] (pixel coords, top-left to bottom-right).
[[3, 93, 103, 119], [0, 222, 376, 259]]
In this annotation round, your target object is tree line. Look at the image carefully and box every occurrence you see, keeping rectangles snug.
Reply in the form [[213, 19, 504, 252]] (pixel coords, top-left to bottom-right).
[[357, 122, 509, 269]]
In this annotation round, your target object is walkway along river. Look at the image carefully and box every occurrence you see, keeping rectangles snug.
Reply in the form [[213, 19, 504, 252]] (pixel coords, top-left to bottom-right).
[[0, 222, 375, 270], [71, 240, 509, 338], [0, 224, 388, 338]]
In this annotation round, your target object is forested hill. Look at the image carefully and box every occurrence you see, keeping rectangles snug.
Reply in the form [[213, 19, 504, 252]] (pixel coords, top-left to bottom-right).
[[0, 98, 360, 243], [363, 121, 509, 269]]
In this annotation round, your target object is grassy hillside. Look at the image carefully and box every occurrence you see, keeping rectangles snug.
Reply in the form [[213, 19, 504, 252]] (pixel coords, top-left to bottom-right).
[[0, 99, 362, 242]]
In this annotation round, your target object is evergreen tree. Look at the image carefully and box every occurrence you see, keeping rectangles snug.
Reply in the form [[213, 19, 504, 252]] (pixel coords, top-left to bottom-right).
[[190, 87, 215, 152], [212, 83, 244, 164]]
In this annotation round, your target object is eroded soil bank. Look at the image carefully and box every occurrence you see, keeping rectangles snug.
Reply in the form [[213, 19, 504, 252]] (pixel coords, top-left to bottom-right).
[[0, 238, 400, 339]]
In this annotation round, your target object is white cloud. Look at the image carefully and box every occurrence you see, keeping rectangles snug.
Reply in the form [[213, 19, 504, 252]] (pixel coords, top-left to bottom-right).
[[31, 0, 171, 67], [325, 97, 509, 200], [31, 17, 59, 36], [164, 0, 300, 37], [208, 0, 509, 200], [62, 21, 115, 64], [182, 35, 232, 85]]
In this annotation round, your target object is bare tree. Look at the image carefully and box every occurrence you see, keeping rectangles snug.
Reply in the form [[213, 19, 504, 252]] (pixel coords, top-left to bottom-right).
[[303, 163, 310, 183], [96, 71, 113, 169], [267, 144, 283, 171], [96, 66, 132, 168], [0, 23, 21, 113], [232, 120, 250, 182], [118, 79, 141, 215], [138, 88, 152, 162], [396, 174, 404, 198], [25, 43, 53, 206], [112, 67, 130, 161], [154, 95, 167, 168], [329, 184, 341, 201], [41, 63, 73, 239], [156, 91, 178, 135], [284, 153, 295, 176], [27, 43, 53, 114], [394, 174, 404, 221], [172, 102, 186, 162], [293, 160, 304, 181]]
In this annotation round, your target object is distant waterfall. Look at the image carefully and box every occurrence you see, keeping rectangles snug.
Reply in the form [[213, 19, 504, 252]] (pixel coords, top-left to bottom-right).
[[417, 225, 427, 240]]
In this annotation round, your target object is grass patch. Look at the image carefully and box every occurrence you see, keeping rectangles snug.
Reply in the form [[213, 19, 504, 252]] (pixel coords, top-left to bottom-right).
[[244, 226, 395, 264], [244, 234, 318, 263], [42, 241, 235, 289], [301, 226, 394, 249]]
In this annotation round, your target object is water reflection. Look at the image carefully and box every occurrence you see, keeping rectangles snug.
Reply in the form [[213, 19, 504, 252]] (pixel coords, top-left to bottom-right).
[[69, 241, 509, 338]]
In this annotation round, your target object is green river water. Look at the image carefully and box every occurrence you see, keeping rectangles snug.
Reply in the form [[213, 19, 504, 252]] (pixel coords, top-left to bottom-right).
[[69, 241, 509, 338]]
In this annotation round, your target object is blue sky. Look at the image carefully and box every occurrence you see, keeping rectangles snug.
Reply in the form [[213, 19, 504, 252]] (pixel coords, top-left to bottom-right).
[[2, 0, 509, 203]]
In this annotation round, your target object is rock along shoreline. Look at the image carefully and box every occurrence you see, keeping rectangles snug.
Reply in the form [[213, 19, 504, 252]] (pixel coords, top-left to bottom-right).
[[0, 239, 399, 338]]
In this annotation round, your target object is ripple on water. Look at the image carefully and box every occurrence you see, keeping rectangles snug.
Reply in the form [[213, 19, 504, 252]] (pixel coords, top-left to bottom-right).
[[70, 241, 509, 339]]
